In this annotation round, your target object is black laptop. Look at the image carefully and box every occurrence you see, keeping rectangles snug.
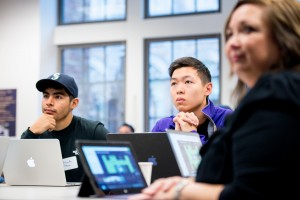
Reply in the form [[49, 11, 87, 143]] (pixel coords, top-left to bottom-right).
[[106, 130, 202, 183], [75, 140, 147, 199]]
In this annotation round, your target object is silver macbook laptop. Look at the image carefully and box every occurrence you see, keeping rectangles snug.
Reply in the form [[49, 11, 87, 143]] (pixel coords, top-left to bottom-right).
[[0, 136, 10, 175], [3, 139, 80, 186]]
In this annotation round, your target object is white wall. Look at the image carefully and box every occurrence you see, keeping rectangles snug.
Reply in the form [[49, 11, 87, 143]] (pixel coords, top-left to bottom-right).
[[0, 0, 40, 138], [0, 0, 237, 136]]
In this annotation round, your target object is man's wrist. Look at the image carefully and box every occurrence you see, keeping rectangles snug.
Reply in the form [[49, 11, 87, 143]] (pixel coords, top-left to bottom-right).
[[174, 180, 189, 200], [28, 127, 35, 134], [28, 127, 39, 135]]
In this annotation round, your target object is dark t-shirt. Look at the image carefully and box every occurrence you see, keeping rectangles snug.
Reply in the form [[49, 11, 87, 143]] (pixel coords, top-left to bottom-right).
[[197, 119, 209, 140], [21, 115, 109, 182]]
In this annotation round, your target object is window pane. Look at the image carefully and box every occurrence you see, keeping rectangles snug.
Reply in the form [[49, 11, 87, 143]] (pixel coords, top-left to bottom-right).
[[149, 41, 172, 80], [196, 38, 220, 102], [173, 40, 196, 58], [148, 0, 172, 16], [147, 0, 219, 17], [62, 48, 84, 77], [60, 0, 126, 24], [149, 80, 173, 117], [106, 0, 126, 20], [210, 77, 220, 102], [105, 45, 126, 81], [87, 47, 105, 83], [88, 0, 106, 21], [174, 0, 195, 14], [62, 0, 84, 24], [197, 0, 219, 12], [146, 35, 220, 131], [61, 43, 125, 132]]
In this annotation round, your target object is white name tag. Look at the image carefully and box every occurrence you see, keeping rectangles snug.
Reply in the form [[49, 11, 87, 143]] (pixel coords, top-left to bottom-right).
[[63, 156, 78, 171]]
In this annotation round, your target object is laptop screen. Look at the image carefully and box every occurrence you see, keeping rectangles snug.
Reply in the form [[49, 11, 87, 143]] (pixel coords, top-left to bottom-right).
[[167, 130, 202, 177], [77, 140, 147, 195], [106, 132, 185, 182]]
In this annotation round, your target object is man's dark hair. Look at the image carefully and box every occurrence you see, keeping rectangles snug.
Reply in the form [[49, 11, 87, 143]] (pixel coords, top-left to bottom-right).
[[120, 123, 135, 132], [43, 84, 75, 102], [168, 57, 211, 84]]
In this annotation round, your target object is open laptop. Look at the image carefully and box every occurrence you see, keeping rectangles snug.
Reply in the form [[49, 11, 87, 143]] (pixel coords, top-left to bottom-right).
[[3, 139, 81, 186], [106, 130, 202, 183], [0, 136, 10, 175], [76, 140, 147, 199], [166, 130, 202, 177]]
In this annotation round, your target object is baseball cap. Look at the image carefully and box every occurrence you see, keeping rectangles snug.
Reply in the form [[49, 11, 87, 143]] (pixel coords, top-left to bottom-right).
[[36, 73, 78, 98]]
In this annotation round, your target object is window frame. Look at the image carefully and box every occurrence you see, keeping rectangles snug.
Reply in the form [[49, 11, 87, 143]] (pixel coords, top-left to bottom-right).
[[58, 0, 128, 25], [58, 41, 127, 133], [144, 0, 221, 19], [144, 34, 222, 131]]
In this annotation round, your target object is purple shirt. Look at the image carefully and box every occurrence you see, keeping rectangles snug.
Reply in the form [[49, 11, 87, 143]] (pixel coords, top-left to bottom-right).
[[151, 99, 233, 144]]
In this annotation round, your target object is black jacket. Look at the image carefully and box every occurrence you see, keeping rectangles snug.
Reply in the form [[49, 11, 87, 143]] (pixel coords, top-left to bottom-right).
[[197, 71, 300, 200]]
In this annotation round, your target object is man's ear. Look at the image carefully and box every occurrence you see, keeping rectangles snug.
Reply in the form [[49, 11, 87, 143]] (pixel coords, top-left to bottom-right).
[[205, 82, 213, 96], [70, 98, 79, 110]]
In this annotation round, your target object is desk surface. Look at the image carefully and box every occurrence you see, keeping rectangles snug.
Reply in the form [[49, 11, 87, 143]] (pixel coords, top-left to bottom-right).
[[0, 184, 134, 200], [0, 184, 81, 200]]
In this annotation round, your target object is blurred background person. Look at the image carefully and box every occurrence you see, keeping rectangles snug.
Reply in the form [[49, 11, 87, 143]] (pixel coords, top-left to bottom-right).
[[118, 123, 135, 134]]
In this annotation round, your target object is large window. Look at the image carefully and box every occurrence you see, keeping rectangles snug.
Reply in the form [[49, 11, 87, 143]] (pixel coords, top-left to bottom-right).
[[146, 35, 221, 131], [59, 0, 127, 24], [60, 43, 126, 132], [56, 0, 228, 132], [145, 0, 220, 18]]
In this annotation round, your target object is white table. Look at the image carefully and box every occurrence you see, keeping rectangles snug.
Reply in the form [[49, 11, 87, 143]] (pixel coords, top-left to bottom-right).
[[0, 184, 131, 199], [0, 184, 81, 200]]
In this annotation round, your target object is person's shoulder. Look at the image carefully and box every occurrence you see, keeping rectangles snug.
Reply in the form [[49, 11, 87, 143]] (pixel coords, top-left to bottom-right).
[[155, 116, 175, 124], [73, 115, 104, 126], [246, 71, 300, 107], [72, 116, 108, 139], [151, 115, 175, 132], [206, 99, 233, 116], [215, 105, 233, 115]]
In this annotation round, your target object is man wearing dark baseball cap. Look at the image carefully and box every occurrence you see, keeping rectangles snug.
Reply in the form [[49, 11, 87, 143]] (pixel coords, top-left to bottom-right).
[[21, 73, 109, 182], [36, 73, 78, 98]]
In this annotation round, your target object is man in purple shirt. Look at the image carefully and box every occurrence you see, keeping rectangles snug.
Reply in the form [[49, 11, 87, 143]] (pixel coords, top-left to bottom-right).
[[152, 57, 233, 144]]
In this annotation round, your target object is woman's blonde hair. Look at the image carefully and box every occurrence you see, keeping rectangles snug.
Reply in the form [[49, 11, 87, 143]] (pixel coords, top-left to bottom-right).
[[225, 0, 300, 106]]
